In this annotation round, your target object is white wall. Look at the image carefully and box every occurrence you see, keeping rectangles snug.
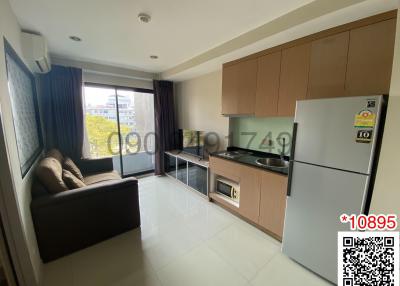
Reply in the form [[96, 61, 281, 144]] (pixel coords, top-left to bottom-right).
[[174, 70, 229, 152], [51, 55, 155, 90], [370, 8, 400, 220], [0, 0, 42, 284], [83, 72, 153, 90]]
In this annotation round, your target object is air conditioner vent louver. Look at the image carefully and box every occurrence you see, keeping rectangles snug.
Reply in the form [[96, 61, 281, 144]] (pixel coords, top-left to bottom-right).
[[35, 59, 50, 73]]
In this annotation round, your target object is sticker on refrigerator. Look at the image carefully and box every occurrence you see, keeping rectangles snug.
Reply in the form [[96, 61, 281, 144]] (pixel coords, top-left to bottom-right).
[[354, 110, 376, 128], [356, 130, 373, 143]]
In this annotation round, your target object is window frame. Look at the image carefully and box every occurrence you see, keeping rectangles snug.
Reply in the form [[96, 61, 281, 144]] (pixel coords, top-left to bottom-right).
[[83, 82, 154, 176]]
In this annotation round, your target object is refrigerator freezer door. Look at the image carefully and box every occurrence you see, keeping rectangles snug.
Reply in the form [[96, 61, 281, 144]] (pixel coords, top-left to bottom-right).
[[294, 95, 382, 174], [282, 162, 369, 284]]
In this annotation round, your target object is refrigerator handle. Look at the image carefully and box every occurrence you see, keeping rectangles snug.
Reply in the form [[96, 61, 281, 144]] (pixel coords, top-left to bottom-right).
[[287, 122, 298, 197], [289, 122, 298, 160], [287, 161, 294, 196]]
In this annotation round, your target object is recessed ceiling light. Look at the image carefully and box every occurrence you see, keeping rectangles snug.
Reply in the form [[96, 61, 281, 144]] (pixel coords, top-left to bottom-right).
[[150, 55, 158, 59], [69, 36, 82, 42], [138, 13, 151, 23]]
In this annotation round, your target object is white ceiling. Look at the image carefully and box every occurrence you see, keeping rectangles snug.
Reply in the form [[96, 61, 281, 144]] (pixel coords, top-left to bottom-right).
[[9, 0, 316, 73], [165, 0, 398, 81]]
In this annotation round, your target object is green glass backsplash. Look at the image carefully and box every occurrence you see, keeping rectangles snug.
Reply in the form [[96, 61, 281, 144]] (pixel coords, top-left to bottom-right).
[[229, 117, 294, 156]]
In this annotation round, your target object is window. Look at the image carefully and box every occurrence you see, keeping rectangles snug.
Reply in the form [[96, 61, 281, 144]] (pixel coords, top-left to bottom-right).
[[83, 83, 155, 176]]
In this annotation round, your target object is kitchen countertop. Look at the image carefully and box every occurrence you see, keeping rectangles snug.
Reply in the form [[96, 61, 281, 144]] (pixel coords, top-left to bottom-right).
[[210, 147, 289, 176], [165, 150, 209, 168]]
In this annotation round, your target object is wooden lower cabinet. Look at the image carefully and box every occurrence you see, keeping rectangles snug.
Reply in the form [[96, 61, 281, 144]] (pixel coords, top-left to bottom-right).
[[210, 156, 288, 239], [258, 171, 288, 238], [238, 165, 261, 223], [209, 156, 240, 182]]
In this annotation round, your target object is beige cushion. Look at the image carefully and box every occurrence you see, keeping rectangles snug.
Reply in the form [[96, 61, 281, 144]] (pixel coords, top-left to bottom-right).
[[63, 157, 84, 181], [84, 171, 121, 185], [35, 157, 68, 193], [46, 149, 64, 164], [62, 170, 86, 190]]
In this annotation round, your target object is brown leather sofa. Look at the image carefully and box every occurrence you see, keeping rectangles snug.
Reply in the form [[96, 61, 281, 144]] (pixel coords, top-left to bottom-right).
[[31, 150, 140, 263]]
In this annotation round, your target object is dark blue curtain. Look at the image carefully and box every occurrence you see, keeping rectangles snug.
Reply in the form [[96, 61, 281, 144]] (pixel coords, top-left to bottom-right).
[[39, 65, 84, 159], [153, 80, 178, 175]]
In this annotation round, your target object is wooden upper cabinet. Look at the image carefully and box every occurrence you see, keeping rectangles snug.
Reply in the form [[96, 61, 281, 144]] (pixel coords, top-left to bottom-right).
[[221, 59, 258, 115], [307, 32, 350, 99], [255, 51, 282, 117], [221, 64, 238, 115], [345, 19, 397, 97], [258, 171, 288, 238], [278, 43, 311, 116], [238, 165, 261, 223], [222, 12, 397, 113]]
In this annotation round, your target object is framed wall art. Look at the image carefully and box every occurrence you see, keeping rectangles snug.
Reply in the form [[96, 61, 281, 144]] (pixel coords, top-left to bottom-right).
[[4, 38, 43, 178]]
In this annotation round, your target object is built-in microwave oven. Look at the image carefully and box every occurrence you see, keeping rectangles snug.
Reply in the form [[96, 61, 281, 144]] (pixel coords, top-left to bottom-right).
[[215, 178, 240, 202]]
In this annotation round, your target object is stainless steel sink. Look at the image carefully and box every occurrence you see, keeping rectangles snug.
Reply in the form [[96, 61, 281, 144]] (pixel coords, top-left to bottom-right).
[[256, 158, 289, 168]]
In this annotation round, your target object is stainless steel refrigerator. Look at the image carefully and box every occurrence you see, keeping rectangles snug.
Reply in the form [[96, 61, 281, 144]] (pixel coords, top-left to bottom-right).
[[282, 95, 386, 284]]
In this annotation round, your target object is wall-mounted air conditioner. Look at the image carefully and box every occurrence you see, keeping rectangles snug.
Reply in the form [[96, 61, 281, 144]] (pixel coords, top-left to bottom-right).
[[21, 32, 51, 74]]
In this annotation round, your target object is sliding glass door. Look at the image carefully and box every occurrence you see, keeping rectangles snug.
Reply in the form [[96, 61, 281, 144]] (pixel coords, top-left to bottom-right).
[[83, 83, 155, 176], [117, 89, 155, 174]]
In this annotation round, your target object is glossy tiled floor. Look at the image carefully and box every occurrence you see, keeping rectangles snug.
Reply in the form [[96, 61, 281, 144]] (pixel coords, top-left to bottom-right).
[[42, 176, 331, 286]]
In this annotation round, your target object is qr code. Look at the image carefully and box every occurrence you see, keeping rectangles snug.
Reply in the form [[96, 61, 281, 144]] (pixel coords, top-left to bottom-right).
[[338, 232, 399, 286]]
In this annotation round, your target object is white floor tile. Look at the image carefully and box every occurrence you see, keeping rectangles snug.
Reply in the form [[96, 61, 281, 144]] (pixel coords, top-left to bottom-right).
[[41, 176, 330, 286], [142, 218, 203, 270], [42, 256, 74, 286], [108, 266, 162, 286], [156, 244, 248, 286], [250, 253, 332, 286], [207, 222, 280, 280], [69, 231, 158, 286], [183, 203, 236, 240]]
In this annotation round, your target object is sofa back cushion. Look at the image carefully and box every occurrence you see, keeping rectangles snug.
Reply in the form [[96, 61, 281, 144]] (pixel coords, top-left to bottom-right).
[[63, 157, 84, 181], [62, 170, 86, 189], [31, 178, 50, 199], [83, 170, 121, 185], [46, 149, 64, 164], [36, 157, 68, 193]]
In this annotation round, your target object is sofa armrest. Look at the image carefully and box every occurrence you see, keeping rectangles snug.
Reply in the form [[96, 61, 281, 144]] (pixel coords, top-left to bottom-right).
[[31, 177, 140, 262], [76, 157, 114, 175]]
